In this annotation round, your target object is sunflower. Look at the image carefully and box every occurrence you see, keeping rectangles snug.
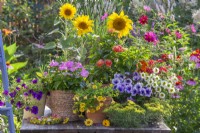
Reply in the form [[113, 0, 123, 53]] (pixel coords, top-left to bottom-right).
[[59, 3, 76, 20], [107, 11, 133, 38], [102, 119, 110, 127], [73, 15, 94, 36], [84, 119, 93, 126]]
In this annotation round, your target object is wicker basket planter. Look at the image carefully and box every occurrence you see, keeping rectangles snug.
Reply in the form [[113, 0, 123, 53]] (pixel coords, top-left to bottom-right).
[[50, 90, 79, 121]]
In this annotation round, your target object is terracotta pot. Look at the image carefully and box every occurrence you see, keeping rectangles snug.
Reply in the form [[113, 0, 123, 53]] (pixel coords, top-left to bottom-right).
[[50, 90, 79, 121], [23, 93, 46, 119], [86, 97, 112, 123]]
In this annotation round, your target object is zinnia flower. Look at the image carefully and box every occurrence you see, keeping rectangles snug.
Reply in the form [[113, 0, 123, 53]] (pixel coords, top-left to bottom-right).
[[84, 119, 93, 126], [107, 11, 133, 38], [73, 15, 94, 36], [144, 31, 158, 44], [59, 3, 76, 19], [175, 31, 182, 39], [139, 15, 148, 25]]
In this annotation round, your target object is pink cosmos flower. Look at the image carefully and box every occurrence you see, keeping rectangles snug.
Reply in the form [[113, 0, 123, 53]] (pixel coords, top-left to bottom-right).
[[190, 24, 196, 33], [143, 5, 151, 12], [101, 13, 108, 21], [144, 31, 158, 45]]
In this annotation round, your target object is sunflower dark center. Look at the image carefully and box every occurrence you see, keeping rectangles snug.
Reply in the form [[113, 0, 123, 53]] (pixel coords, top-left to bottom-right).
[[113, 18, 126, 31], [64, 9, 72, 16], [78, 22, 88, 30]]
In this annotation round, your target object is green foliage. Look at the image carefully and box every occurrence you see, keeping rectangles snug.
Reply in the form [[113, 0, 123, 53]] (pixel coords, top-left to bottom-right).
[[104, 100, 146, 128]]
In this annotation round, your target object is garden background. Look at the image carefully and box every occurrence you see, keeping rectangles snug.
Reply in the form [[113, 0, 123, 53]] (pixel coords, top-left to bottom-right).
[[0, 0, 200, 133]]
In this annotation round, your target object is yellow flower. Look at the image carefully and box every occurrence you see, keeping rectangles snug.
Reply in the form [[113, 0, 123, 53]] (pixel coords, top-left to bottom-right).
[[92, 85, 97, 89], [87, 109, 96, 113], [97, 96, 104, 102], [84, 119, 93, 126], [79, 107, 85, 113], [107, 11, 133, 38], [80, 103, 86, 108], [96, 106, 101, 111], [63, 117, 69, 124], [59, 3, 76, 19], [73, 15, 94, 36], [99, 102, 104, 107], [102, 119, 110, 127]]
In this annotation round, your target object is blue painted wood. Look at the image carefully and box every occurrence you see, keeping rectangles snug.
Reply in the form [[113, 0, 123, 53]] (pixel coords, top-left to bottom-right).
[[0, 31, 15, 133]]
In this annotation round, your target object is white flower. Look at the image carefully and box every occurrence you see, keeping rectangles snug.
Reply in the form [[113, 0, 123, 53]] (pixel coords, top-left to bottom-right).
[[159, 92, 165, 99], [161, 80, 168, 88], [147, 79, 154, 86], [156, 87, 162, 92], [154, 75, 160, 81], [166, 83, 173, 88], [152, 82, 158, 88], [140, 72, 147, 79], [168, 88, 175, 94], [192, 9, 200, 24], [153, 67, 159, 74]]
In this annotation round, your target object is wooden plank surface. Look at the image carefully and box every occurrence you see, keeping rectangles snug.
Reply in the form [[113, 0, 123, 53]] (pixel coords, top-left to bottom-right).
[[20, 120, 171, 133]]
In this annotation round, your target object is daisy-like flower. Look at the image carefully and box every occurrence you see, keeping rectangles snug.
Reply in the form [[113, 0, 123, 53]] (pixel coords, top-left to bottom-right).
[[59, 3, 76, 19], [102, 119, 110, 127], [166, 83, 173, 89], [84, 119, 93, 126], [153, 67, 159, 74], [155, 87, 162, 92], [159, 92, 165, 99], [107, 11, 133, 38], [168, 88, 175, 94], [73, 15, 94, 36], [152, 82, 158, 88], [186, 79, 197, 86], [140, 72, 147, 79], [161, 80, 168, 88]]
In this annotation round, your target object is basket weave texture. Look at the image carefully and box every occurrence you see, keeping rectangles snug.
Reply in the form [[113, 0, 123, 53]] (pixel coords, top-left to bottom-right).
[[50, 90, 79, 121]]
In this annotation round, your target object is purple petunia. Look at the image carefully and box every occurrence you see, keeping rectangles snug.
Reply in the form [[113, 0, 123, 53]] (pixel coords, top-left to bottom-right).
[[65, 61, 74, 69], [117, 85, 125, 93], [131, 88, 138, 96], [134, 83, 143, 91], [125, 78, 132, 84], [16, 101, 23, 108], [36, 91, 43, 101], [9, 91, 17, 98], [32, 79, 38, 84], [140, 89, 146, 96], [24, 92, 29, 97], [49, 60, 59, 67], [113, 85, 118, 90], [22, 83, 27, 89], [59, 62, 68, 71], [31, 106, 39, 115], [145, 87, 152, 97], [16, 87, 20, 91], [80, 69, 89, 78], [112, 78, 120, 85], [186, 79, 196, 86], [3, 90, 9, 96], [125, 84, 132, 93], [28, 89, 34, 94], [0, 100, 5, 106], [16, 77, 21, 83], [25, 106, 30, 111]]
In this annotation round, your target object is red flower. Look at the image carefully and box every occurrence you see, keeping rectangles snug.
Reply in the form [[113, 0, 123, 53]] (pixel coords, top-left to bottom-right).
[[112, 45, 124, 52], [148, 60, 155, 67], [156, 59, 164, 63], [175, 81, 182, 86], [146, 68, 153, 74], [159, 67, 167, 73], [96, 59, 104, 67], [105, 59, 112, 67], [139, 15, 148, 25], [177, 75, 183, 81], [161, 54, 169, 61]]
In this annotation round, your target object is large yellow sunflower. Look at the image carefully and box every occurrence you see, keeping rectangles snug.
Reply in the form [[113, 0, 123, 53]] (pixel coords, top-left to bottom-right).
[[73, 15, 94, 36], [59, 3, 76, 20], [107, 11, 133, 38]]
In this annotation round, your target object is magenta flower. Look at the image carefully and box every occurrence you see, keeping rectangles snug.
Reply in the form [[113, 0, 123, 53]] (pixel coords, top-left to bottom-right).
[[175, 31, 182, 39], [143, 5, 151, 12], [65, 61, 74, 69], [165, 28, 171, 34], [101, 12, 108, 21], [190, 55, 200, 63], [59, 62, 68, 71], [75, 62, 83, 69], [80, 69, 89, 78], [186, 79, 196, 86], [0, 100, 5, 106], [49, 60, 59, 67], [43, 72, 48, 76], [190, 24, 196, 33], [144, 31, 158, 44]]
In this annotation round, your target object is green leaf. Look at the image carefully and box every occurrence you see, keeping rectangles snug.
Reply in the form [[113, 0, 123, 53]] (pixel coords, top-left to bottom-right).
[[6, 43, 17, 56], [8, 61, 27, 75], [36, 72, 43, 78], [44, 42, 56, 50]]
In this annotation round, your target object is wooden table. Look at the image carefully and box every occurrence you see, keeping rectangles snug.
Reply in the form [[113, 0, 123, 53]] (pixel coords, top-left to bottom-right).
[[20, 120, 171, 133]]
